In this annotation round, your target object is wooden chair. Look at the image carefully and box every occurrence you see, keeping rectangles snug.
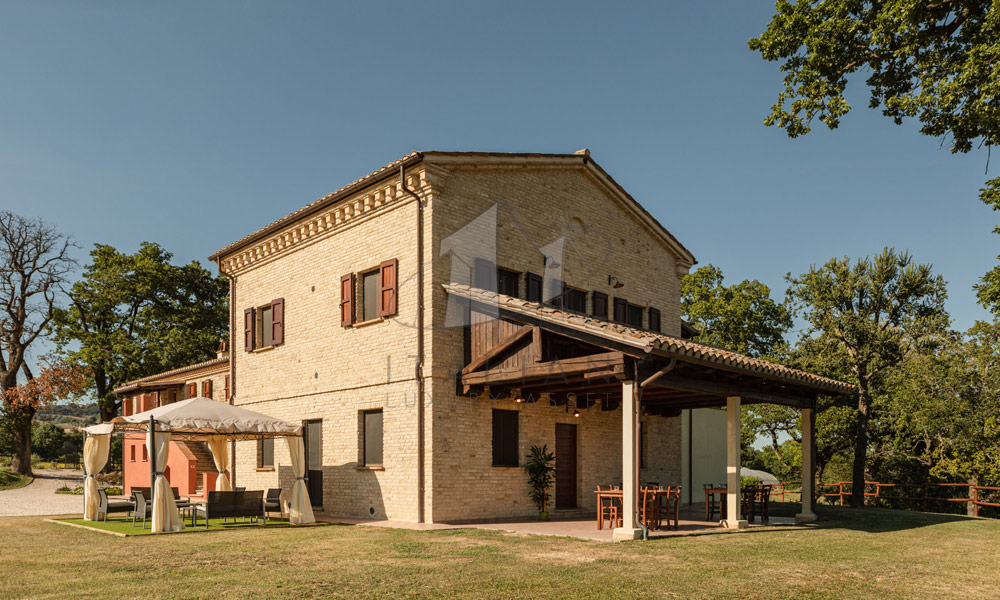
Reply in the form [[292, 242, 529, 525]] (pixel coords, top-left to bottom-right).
[[663, 486, 682, 530], [741, 486, 758, 523], [641, 487, 661, 531], [596, 485, 621, 530], [704, 483, 723, 521], [754, 485, 771, 524]]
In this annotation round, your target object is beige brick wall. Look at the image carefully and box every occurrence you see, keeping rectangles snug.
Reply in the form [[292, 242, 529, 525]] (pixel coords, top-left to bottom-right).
[[424, 162, 686, 522], [219, 156, 691, 523]]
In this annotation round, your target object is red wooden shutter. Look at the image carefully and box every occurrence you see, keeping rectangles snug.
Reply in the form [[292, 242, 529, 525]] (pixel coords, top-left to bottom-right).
[[244, 307, 255, 351], [187, 382, 196, 398], [379, 259, 398, 317], [341, 273, 355, 326], [271, 298, 284, 345], [203, 380, 213, 399], [526, 272, 543, 303], [613, 297, 628, 323], [224, 375, 230, 400], [648, 307, 661, 332], [592, 291, 608, 318]]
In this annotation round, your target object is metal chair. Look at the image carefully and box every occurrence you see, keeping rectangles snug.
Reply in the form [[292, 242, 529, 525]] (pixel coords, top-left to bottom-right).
[[132, 489, 151, 528]]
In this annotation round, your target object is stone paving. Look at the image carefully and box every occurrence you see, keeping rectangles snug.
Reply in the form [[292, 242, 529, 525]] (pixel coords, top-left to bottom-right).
[[0, 468, 84, 517]]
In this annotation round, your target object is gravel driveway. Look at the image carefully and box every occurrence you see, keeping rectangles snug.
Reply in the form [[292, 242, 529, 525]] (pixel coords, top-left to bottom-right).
[[0, 468, 84, 516]]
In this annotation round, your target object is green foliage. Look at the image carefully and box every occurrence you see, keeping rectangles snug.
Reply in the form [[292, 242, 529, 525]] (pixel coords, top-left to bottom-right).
[[740, 474, 763, 489], [749, 0, 999, 153], [524, 444, 556, 515], [681, 265, 792, 357], [883, 322, 1000, 486], [49, 242, 229, 420], [786, 248, 948, 505]]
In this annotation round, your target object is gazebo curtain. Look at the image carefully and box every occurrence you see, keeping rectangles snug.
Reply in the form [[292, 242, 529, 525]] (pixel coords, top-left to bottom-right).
[[147, 428, 184, 533], [206, 437, 232, 492], [82, 433, 110, 521], [286, 436, 315, 525]]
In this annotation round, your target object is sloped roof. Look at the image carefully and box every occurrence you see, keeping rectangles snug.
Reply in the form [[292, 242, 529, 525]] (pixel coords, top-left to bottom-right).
[[208, 150, 696, 265], [444, 283, 855, 396], [112, 355, 229, 395]]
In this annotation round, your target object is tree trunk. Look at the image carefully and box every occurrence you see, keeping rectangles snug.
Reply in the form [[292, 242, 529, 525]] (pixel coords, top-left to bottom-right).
[[95, 369, 116, 423], [850, 387, 870, 508], [9, 408, 35, 476]]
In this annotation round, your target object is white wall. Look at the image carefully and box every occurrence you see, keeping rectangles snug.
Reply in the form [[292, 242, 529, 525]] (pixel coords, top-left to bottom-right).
[[680, 408, 727, 505]]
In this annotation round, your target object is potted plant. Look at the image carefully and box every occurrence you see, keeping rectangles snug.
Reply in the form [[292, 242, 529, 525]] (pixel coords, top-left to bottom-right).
[[525, 444, 556, 520]]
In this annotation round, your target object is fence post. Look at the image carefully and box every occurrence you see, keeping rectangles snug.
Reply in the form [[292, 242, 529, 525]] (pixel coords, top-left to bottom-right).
[[973, 485, 979, 518], [839, 482, 844, 506]]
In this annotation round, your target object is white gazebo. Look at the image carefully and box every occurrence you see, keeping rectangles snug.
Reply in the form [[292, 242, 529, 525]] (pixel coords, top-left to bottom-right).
[[82, 397, 315, 532]]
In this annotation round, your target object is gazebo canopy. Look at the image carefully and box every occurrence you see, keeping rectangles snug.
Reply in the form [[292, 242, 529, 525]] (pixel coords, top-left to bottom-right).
[[83, 397, 302, 440]]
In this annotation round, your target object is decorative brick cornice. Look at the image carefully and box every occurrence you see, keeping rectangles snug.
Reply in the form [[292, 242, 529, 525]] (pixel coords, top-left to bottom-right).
[[220, 168, 437, 275]]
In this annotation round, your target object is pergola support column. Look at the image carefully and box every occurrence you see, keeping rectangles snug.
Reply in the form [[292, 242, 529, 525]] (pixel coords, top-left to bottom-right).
[[613, 379, 642, 541], [796, 407, 818, 522], [722, 396, 747, 529]]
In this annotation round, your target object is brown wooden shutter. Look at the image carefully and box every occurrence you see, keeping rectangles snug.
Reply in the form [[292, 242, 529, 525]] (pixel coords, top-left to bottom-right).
[[244, 307, 255, 351], [187, 382, 196, 398], [379, 259, 398, 317], [224, 375, 230, 401], [613, 297, 628, 323], [271, 298, 284, 345], [202, 380, 213, 399], [592, 291, 608, 318], [341, 273, 355, 326], [525, 272, 543, 303], [648, 307, 661, 332]]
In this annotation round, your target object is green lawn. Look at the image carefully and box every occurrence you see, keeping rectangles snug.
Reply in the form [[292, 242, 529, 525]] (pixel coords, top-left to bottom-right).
[[55, 516, 310, 535], [1, 505, 998, 599], [0, 469, 31, 491]]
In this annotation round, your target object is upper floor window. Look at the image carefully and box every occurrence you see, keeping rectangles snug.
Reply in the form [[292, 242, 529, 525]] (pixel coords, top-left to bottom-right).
[[497, 268, 520, 297], [648, 307, 661, 333], [613, 297, 644, 329], [202, 380, 213, 399], [244, 298, 284, 351], [341, 259, 398, 327], [563, 287, 586, 313]]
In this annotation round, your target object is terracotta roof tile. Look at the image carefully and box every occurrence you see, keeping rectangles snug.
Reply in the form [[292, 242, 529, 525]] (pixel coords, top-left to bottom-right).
[[444, 283, 855, 395], [112, 355, 230, 395]]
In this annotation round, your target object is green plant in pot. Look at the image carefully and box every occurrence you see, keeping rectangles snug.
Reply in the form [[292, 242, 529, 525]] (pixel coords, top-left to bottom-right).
[[525, 444, 556, 520]]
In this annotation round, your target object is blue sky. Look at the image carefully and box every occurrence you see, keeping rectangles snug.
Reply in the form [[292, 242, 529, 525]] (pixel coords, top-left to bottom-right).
[[1, 1, 994, 345]]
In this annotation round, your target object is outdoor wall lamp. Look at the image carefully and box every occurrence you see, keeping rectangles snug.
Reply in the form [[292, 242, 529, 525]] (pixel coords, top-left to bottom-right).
[[608, 275, 625, 289], [511, 389, 526, 403], [566, 394, 581, 417]]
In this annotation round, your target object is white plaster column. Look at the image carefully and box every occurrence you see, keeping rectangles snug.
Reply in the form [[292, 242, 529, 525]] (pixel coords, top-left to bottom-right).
[[796, 406, 818, 522], [723, 396, 748, 529], [613, 379, 642, 541]]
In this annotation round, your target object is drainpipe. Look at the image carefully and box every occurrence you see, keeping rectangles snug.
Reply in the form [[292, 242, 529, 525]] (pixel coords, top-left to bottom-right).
[[636, 358, 677, 540], [401, 164, 426, 523], [217, 257, 238, 488]]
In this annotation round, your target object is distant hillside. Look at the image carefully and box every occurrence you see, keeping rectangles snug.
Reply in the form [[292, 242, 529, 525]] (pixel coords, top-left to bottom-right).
[[36, 402, 101, 429]]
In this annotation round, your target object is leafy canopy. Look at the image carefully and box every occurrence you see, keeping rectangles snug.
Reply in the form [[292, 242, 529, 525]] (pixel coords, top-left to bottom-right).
[[49, 242, 228, 419], [680, 265, 792, 357]]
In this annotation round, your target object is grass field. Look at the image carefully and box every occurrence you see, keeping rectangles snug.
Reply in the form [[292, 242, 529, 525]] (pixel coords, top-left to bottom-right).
[[55, 516, 307, 535], [0, 469, 31, 491], [1, 505, 998, 599]]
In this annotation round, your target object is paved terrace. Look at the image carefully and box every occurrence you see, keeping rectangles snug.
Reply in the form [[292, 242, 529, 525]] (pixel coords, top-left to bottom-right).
[[316, 505, 797, 542]]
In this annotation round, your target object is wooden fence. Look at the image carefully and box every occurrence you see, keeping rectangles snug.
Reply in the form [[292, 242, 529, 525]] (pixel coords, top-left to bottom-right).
[[771, 481, 1000, 517]]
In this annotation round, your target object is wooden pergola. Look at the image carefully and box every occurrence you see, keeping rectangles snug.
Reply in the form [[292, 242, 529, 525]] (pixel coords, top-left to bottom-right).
[[448, 283, 855, 540]]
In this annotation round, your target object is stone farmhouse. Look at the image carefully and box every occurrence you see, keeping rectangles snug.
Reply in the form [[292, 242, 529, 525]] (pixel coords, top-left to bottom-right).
[[116, 150, 852, 539]]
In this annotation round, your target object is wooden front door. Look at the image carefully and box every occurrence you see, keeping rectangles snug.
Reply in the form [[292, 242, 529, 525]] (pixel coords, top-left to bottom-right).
[[555, 423, 577, 509], [303, 420, 323, 508]]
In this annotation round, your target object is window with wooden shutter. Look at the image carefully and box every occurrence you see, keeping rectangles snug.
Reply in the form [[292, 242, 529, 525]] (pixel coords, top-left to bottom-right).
[[525, 272, 543, 303], [564, 288, 586, 313], [224, 375, 230, 401], [627, 304, 643, 329], [340, 273, 355, 327], [592, 291, 608, 319], [187, 382, 196, 398], [613, 297, 628, 324], [473, 258, 496, 291], [648, 307, 661, 332], [379, 259, 398, 317], [244, 307, 255, 351], [202, 380, 213, 399], [271, 298, 284, 345], [492, 409, 519, 467], [497, 268, 520, 297]]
